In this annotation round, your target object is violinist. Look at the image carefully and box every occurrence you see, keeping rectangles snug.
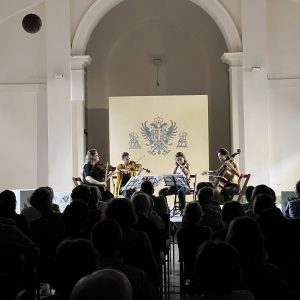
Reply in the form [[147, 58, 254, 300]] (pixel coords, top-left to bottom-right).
[[115, 152, 143, 198], [159, 152, 191, 212], [82, 149, 115, 200], [202, 148, 241, 202]]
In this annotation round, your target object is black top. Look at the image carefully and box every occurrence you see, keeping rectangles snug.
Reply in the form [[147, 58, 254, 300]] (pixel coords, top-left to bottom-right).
[[82, 163, 105, 183]]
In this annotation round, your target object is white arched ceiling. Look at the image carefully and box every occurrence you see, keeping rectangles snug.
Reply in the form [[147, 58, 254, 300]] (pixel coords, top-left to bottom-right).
[[71, 0, 242, 55]]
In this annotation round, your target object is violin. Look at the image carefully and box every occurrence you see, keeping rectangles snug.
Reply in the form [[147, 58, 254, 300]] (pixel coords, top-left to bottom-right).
[[120, 161, 150, 174], [96, 161, 116, 172]]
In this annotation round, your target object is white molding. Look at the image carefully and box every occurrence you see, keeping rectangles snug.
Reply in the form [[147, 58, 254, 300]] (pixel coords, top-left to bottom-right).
[[190, 0, 242, 52], [72, 0, 242, 55], [221, 52, 243, 67], [0, 83, 46, 93], [71, 55, 92, 70]]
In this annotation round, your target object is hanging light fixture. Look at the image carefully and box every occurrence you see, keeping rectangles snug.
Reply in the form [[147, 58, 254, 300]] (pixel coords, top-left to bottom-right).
[[152, 58, 162, 87]]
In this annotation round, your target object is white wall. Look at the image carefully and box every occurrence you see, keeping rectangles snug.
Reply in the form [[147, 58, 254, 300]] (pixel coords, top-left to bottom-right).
[[0, 84, 47, 190], [266, 0, 300, 193], [268, 80, 300, 192]]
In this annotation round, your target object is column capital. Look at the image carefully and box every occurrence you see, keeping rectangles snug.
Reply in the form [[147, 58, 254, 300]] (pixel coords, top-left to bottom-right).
[[71, 55, 92, 70], [221, 52, 243, 67]]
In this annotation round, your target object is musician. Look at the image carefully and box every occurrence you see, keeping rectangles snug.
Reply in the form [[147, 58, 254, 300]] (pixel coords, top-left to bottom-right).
[[82, 149, 114, 200], [115, 152, 141, 198], [202, 148, 241, 202], [159, 152, 191, 212]]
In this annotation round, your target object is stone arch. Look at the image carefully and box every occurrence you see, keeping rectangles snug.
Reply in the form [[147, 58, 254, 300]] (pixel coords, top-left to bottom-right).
[[71, 0, 242, 55]]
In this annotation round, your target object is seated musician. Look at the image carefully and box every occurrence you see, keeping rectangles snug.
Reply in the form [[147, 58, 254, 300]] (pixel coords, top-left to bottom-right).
[[115, 152, 142, 199], [82, 149, 115, 200], [202, 148, 240, 202], [159, 152, 191, 212]]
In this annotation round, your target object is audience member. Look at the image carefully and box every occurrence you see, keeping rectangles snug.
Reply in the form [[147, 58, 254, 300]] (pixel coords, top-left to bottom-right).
[[285, 180, 300, 218], [0, 189, 30, 235], [0, 200, 39, 300], [182, 240, 254, 300], [105, 197, 158, 284], [212, 200, 245, 240], [177, 202, 211, 285], [197, 187, 223, 231], [131, 192, 166, 263], [42, 239, 97, 300], [71, 269, 132, 300], [30, 187, 65, 285], [226, 216, 289, 300], [92, 219, 156, 300], [242, 185, 254, 211]]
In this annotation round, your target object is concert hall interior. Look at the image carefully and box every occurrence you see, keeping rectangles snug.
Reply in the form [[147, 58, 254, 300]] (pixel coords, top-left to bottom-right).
[[1, 1, 300, 300]]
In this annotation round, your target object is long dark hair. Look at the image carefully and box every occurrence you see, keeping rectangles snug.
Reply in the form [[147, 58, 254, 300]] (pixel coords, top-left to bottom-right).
[[85, 149, 98, 164], [175, 152, 189, 167]]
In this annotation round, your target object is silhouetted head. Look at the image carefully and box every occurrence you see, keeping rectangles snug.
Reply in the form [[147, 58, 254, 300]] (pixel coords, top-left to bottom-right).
[[226, 216, 266, 266], [221, 201, 245, 226], [245, 185, 254, 203], [131, 192, 152, 217], [195, 240, 241, 294], [71, 185, 91, 204], [182, 202, 202, 227], [71, 269, 132, 300], [105, 198, 137, 229], [140, 180, 154, 195], [30, 187, 53, 214], [296, 180, 300, 196], [253, 194, 276, 215], [0, 190, 17, 215], [92, 219, 122, 257], [55, 239, 97, 296], [197, 187, 214, 204]]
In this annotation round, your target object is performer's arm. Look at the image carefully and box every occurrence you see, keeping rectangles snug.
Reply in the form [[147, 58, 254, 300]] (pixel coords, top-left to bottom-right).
[[225, 161, 241, 177], [85, 176, 106, 187], [182, 165, 191, 179]]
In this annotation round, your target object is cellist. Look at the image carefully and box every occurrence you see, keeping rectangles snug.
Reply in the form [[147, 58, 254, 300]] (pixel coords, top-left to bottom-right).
[[202, 148, 241, 202]]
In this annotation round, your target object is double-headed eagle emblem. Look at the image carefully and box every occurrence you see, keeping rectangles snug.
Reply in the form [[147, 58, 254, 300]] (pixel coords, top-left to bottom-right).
[[140, 117, 177, 155]]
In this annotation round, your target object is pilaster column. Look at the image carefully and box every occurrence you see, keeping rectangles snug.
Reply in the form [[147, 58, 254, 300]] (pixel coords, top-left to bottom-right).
[[71, 55, 92, 177], [46, 0, 72, 191], [221, 52, 244, 170]]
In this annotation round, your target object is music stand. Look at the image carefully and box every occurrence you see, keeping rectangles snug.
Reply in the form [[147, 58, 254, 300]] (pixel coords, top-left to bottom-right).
[[162, 174, 189, 217], [121, 175, 163, 195], [135, 175, 163, 189], [120, 176, 142, 197]]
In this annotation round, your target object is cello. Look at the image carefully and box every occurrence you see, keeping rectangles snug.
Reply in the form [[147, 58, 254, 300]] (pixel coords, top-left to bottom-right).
[[206, 149, 241, 200]]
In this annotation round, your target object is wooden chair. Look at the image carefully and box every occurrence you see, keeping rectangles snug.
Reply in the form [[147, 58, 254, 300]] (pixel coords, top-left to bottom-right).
[[72, 176, 83, 187], [234, 173, 251, 203]]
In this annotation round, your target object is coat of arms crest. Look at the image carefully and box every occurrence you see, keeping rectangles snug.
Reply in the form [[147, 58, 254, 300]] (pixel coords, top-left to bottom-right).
[[140, 117, 177, 155]]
